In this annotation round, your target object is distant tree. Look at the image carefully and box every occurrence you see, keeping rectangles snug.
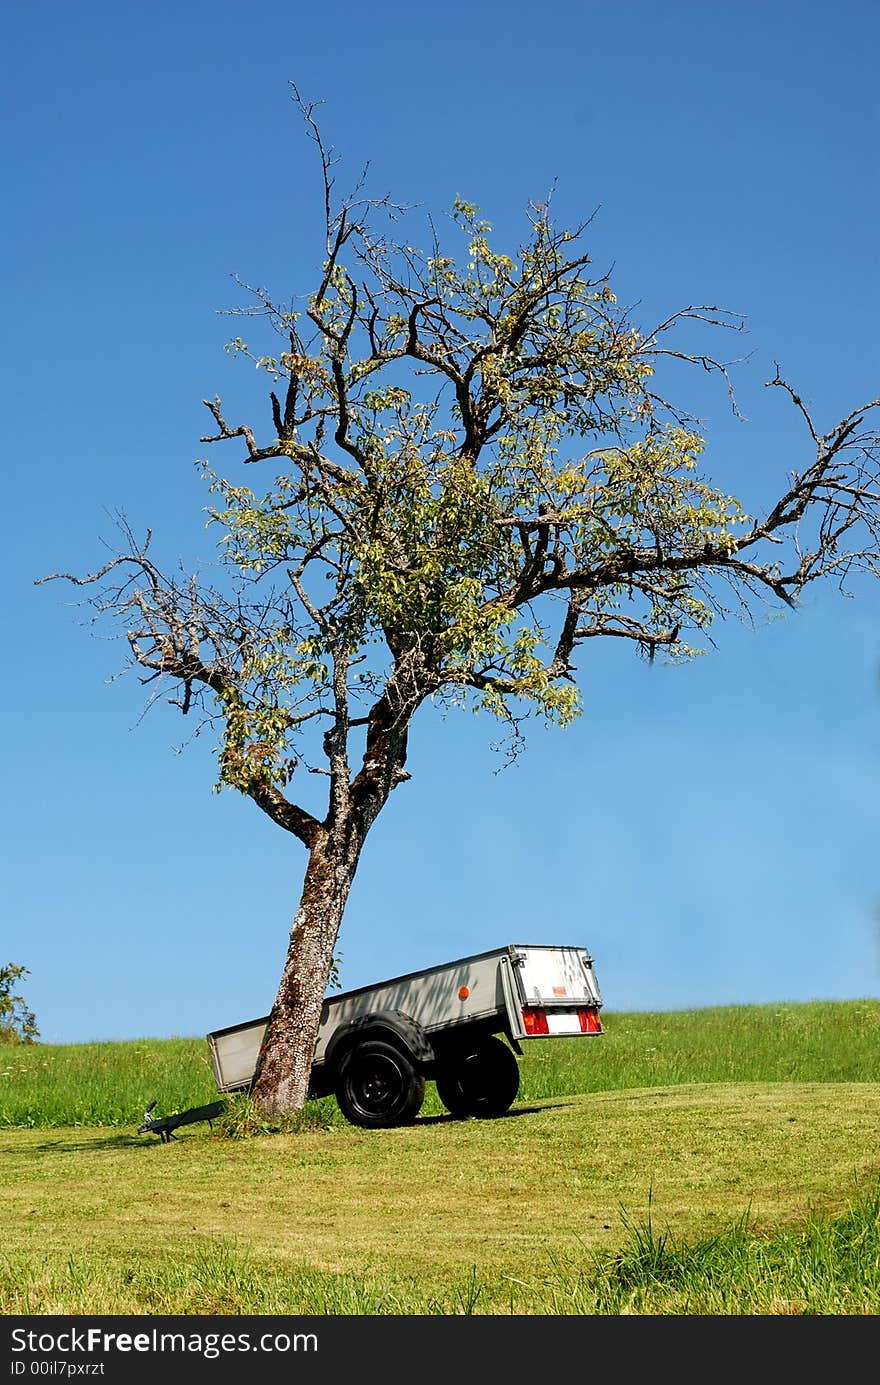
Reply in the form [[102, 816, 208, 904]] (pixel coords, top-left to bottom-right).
[[0, 964, 39, 1045], [40, 87, 880, 1115]]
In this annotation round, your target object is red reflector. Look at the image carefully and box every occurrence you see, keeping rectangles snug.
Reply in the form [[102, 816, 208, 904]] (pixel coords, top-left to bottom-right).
[[578, 1008, 602, 1033], [521, 1007, 549, 1035]]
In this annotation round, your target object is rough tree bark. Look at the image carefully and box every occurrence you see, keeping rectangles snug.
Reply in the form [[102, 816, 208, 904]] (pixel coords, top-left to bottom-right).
[[252, 826, 358, 1113]]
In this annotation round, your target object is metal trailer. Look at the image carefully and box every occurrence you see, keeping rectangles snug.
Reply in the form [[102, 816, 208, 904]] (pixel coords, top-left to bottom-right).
[[206, 942, 603, 1128]]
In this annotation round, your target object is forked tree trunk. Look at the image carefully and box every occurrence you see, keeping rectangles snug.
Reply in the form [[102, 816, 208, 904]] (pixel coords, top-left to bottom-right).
[[250, 822, 363, 1114]]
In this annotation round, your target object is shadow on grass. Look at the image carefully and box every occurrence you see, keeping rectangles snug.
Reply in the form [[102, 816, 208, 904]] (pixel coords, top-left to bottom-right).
[[0, 1133, 142, 1155], [415, 1103, 568, 1125], [0, 1101, 571, 1150]]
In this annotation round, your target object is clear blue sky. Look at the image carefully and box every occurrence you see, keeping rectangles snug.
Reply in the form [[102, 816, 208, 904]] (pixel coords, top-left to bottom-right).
[[3, 0, 878, 1046]]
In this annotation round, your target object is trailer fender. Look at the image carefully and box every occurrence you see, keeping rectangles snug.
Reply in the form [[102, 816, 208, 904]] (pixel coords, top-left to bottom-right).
[[324, 1010, 435, 1076]]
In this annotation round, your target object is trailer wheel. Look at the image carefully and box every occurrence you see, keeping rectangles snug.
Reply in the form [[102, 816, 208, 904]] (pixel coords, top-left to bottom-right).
[[335, 1038, 426, 1129], [435, 1035, 520, 1119]]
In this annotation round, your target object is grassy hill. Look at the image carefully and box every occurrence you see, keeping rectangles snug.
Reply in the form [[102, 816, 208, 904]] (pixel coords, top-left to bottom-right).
[[3, 998, 879, 1129], [2, 999, 879, 1313]]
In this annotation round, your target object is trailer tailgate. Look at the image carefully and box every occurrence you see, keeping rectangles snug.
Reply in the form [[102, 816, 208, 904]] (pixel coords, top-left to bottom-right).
[[513, 945, 602, 1008]]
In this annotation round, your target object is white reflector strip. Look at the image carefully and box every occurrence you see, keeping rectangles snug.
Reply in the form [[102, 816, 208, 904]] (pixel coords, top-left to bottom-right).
[[545, 1012, 582, 1035]]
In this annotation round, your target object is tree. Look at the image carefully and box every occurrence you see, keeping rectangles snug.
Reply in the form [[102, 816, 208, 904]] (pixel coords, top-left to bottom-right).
[[40, 88, 880, 1115], [0, 964, 39, 1045]]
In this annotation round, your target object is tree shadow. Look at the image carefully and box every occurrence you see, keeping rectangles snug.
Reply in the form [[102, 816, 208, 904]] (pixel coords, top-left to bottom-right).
[[0, 1133, 144, 1155], [48, 1135, 144, 1153]]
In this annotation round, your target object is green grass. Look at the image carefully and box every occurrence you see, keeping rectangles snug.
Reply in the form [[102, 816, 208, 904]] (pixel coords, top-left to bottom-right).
[[520, 999, 880, 1097], [3, 999, 878, 1128], [2, 999, 879, 1314], [2, 1084, 879, 1313], [4, 1176, 880, 1314], [0, 1037, 217, 1130]]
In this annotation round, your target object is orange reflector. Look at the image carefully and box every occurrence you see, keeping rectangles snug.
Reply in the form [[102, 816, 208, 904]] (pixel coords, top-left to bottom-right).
[[458, 985, 470, 1000]]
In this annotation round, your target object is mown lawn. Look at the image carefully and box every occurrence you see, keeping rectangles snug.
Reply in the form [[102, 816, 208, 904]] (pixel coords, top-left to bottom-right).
[[3, 1000, 879, 1313], [2, 1081, 879, 1313]]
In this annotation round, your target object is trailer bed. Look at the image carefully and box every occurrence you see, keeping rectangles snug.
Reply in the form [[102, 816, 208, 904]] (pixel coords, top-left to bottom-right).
[[208, 943, 602, 1097]]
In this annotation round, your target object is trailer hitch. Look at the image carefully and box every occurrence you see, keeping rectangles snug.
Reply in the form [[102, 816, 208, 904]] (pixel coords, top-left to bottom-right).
[[137, 1098, 227, 1143]]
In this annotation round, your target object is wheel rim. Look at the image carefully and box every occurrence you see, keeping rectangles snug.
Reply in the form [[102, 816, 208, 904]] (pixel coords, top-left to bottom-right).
[[348, 1051, 403, 1117]]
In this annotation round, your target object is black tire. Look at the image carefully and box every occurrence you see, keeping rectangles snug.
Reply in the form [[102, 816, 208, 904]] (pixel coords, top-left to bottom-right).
[[435, 1035, 520, 1119], [335, 1038, 426, 1129]]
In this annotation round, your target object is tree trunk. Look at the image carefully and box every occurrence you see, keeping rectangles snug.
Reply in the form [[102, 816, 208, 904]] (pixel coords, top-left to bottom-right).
[[250, 824, 362, 1114], [249, 662, 419, 1116]]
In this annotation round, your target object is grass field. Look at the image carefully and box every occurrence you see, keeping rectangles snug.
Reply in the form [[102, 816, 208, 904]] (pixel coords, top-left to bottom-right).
[[2, 1000, 879, 1314]]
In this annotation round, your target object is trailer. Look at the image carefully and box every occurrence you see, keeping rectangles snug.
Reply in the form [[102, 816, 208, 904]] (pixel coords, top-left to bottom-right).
[[207, 942, 603, 1128]]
